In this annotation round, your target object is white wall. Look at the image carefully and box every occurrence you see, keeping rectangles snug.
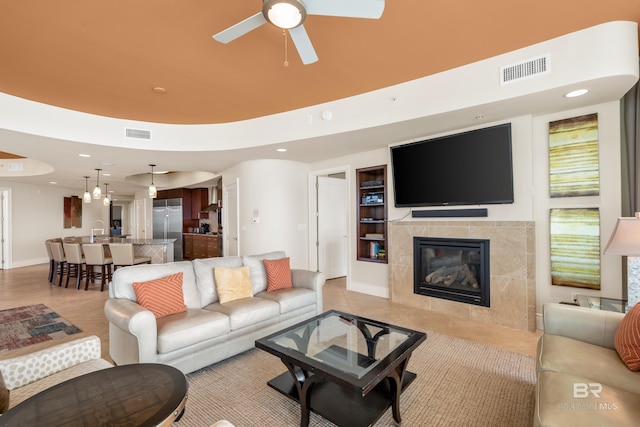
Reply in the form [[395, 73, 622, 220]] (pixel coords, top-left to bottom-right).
[[309, 101, 624, 323], [222, 159, 309, 269], [0, 180, 108, 268]]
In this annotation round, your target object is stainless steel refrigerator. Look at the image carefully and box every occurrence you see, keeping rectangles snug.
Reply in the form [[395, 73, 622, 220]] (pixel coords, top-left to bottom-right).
[[153, 198, 183, 260]]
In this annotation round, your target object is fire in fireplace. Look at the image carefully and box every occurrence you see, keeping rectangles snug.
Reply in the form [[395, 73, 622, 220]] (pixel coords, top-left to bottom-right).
[[413, 237, 490, 307]]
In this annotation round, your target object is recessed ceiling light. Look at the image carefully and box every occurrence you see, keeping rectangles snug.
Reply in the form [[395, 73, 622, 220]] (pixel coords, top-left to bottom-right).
[[153, 87, 167, 94], [277, 148, 287, 152], [79, 154, 91, 158], [565, 89, 589, 98], [103, 173, 111, 177], [49, 181, 57, 184]]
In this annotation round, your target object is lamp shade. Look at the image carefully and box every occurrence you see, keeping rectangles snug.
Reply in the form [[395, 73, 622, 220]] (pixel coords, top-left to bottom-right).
[[148, 164, 157, 199], [604, 217, 640, 256], [83, 176, 92, 203]]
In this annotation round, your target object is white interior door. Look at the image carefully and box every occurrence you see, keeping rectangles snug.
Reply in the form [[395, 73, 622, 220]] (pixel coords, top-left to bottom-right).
[[134, 198, 147, 239], [0, 189, 10, 269], [318, 176, 347, 279], [224, 180, 239, 256]]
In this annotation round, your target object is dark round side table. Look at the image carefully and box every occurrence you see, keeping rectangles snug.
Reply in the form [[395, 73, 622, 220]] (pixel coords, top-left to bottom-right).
[[0, 363, 188, 427]]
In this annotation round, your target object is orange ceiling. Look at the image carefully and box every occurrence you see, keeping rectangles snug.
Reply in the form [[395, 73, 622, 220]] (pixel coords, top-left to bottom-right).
[[1, 0, 638, 125]]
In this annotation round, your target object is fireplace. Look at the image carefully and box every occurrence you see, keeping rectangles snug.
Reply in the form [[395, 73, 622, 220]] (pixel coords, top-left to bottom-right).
[[413, 237, 490, 307]]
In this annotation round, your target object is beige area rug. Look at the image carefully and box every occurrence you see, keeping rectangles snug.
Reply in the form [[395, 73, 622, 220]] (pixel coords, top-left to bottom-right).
[[180, 331, 536, 427]]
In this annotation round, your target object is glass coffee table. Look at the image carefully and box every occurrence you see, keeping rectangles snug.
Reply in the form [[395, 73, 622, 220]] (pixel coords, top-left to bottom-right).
[[255, 310, 427, 427]]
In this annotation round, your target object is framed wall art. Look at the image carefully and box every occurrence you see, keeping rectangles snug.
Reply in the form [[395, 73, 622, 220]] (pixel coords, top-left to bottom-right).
[[549, 207, 600, 290], [549, 113, 600, 198], [64, 195, 82, 228]]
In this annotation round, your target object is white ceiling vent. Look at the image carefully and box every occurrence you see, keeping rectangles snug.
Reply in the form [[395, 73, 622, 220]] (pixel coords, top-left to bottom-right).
[[500, 54, 550, 85], [7, 162, 23, 172], [125, 128, 152, 140]]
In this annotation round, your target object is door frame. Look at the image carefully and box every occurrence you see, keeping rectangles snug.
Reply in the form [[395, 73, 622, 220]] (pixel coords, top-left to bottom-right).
[[0, 188, 11, 269], [308, 166, 351, 283]]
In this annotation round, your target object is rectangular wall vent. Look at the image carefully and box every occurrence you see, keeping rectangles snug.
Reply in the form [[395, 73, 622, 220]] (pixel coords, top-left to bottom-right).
[[500, 54, 550, 85], [125, 128, 152, 140], [7, 162, 23, 172]]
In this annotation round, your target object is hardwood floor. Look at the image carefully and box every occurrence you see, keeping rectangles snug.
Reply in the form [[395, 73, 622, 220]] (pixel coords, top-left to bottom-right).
[[0, 263, 541, 362]]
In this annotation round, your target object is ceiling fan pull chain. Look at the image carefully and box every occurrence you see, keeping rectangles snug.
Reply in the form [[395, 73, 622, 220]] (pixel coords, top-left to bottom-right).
[[283, 30, 289, 67]]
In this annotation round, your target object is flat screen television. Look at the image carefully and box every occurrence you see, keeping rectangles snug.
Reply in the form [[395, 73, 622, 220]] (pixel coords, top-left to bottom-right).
[[390, 123, 514, 207]]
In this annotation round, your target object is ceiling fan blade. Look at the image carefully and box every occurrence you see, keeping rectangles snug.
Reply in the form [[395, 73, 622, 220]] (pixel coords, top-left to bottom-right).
[[304, 0, 385, 19], [212, 12, 267, 44], [289, 25, 318, 65]]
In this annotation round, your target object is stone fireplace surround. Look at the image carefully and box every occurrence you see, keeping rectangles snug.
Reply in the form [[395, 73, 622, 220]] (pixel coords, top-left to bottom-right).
[[389, 220, 536, 331]]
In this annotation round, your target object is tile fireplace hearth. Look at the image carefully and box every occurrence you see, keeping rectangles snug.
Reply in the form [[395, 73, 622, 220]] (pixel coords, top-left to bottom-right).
[[389, 220, 536, 331]]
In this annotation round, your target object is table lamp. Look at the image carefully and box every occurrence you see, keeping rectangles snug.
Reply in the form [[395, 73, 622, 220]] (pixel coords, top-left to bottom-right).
[[604, 215, 640, 311]]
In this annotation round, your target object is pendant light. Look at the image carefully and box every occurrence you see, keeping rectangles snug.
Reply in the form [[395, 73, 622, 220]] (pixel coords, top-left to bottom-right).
[[103, 183, 111, 206], [148, 164, 157, 199], [83, 176, 92, 203], [92, 168, 102, 199]]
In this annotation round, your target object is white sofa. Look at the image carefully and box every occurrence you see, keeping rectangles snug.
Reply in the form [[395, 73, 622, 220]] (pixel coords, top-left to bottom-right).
[[0, 335, 113, 410], [104, 251, 325, 374], [535, 303, 640, 427]]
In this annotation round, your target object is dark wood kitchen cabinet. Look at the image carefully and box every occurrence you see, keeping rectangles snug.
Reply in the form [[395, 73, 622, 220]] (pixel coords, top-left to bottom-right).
[[183, 234, 219, 260]]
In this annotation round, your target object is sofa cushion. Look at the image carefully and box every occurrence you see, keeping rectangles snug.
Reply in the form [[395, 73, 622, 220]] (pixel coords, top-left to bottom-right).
[[256, 288, 317, 314], [205, 298, 280, 330], [156, 309, 230, 354], [535, 370, 640, 427], [538, 333, 640, 395], [111, 261, 201, 309], [614, 302, 640, 371], [242, 251, 286, 294], [264, 257, 293, 292], [193, 256, 242, 306], [214, 266, 253, 304], [133, 272, 187, 318]]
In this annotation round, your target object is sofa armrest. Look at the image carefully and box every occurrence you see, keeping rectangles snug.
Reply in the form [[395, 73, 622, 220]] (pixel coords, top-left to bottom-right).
[[291, 269, 325, 313], [0, 335, 103, 390], [104, 298, 158, 363], [543, 303, 624, 349]]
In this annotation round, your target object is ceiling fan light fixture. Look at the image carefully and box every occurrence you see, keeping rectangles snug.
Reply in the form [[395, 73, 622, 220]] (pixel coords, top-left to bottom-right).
[[263, 0, 306, 29]]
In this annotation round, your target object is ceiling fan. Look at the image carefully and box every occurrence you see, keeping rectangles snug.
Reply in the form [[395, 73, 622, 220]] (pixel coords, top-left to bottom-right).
[[212, 0, 385, 65]]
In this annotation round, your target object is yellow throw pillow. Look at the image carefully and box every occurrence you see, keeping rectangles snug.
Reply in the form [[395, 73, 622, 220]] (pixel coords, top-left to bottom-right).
[[614, 302, 640, 371], [214, 266, 253, 304], [132, 272, 187, 318]]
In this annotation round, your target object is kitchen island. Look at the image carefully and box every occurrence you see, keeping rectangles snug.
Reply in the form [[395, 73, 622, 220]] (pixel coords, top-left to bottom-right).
[[64, 237, 176, 264]]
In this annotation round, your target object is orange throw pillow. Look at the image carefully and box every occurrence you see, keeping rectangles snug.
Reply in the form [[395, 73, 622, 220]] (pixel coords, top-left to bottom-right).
[[264, 257, 293, 292], [614, 302, 640, 371], [132, 272, 187, 318]]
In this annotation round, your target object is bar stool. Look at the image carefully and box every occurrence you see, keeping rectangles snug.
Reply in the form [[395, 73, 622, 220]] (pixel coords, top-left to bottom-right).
[[63, 242, 86, 290], [45, 240, 55, 283], [49, 241, 67, 287], [109, 243, 151, 270], [82, 243, 113, 292]]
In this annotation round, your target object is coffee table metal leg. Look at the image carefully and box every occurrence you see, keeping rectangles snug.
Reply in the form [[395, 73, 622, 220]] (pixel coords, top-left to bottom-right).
[[389, 356, 410, 423], [282, 359, 322, 427]]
